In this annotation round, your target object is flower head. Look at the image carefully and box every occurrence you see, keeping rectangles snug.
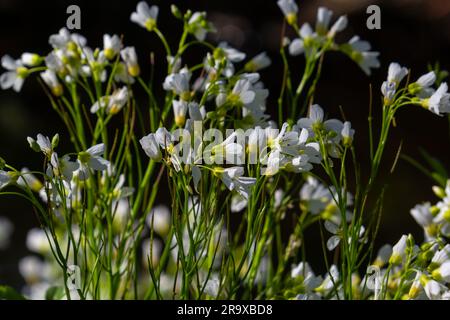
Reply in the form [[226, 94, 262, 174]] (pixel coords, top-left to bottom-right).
[[131, 1, 159, 31]]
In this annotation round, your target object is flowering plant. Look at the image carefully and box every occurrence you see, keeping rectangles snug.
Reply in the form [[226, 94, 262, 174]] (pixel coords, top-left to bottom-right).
[[1, 0, 450, 300]]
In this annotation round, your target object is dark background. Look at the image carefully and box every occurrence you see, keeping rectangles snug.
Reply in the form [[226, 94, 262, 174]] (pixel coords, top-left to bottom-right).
[[1, 0, 450, 289]]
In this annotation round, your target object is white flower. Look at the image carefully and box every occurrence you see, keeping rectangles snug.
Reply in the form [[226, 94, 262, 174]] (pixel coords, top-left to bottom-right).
[[140, 133, 162, 161], [214, 166, 256, 200], [328, 15, 348, 38], [77, 144, 110, 180], [389, 234, 408, 265], [146, 205, 171, 236], [49, 27, 86, 49], [0, 55, 28, 92], [47, 153, 79, 182], [381, 81, 396, 104], [277, 0, 298, 25], [432, 261, 450, 283], [130, 1, 159, 31], [315, 7, 333, 36], [120, 47, 140, 77], [114, 62, 135, 84], [324, 220, 365, 251], [188, 102, 206, 121], [387, 62, 409, 87], [0, 216, 13, 250], [422, 82, 450, 116], [90, 87, 129, 115], [227, 79, 255, 106], [410, 202, 437, 239], [0, 170, 13, 190], [431, 244, 450, 267], [163, 67, 191, 99], [341, 121, 355, 147], [297, 104, 343, 138], [422, 277, 446, 300], [296, 105, 343, 157], [245, 52, 272, 72], [316, 265, 340, 297], [173, 100, 188, 127], [288, 23, 316, 57], [103, 34, 122, 60], [17, 168, 43, 192], [208, 132, 244, 165], [373, 244, 392, 267], [300, 176, 331, 214], [111, 175, 134, 199], [27, 134, 53, 157], [409, 71, 436, 98], [40, 69, 63, 97], [21, 53, 42, 67], [187, 12, 213, 41], [346, 36, 380, 76]]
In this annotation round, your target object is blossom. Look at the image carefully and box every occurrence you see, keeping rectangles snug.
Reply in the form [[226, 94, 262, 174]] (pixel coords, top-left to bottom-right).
[[324, 220, 365, 251], [431, 245, 450, 267], [27, 134, 53, 157], [77, 144, 110, 180], [344, 36, 380, 76], [0, 170, 13, 190], [187, 12, 214, 41], [432, 261, 450, 283], [373, 244, 392, 267], [227, 79, 255, 107], [277, 0, 298, 25], [130, 1, 159, 31], [387, 62, 409, 87], [328, 15, 348, 38], [421, 82, 450, 116], [296, 104, 343, 157], [244, 52, 272, 72], [409, 71, 436, 98], [48, 153, 79, 182], [315, 7, 333, 36], [341, 121, 355, 147], [120, 47, 140, 77], [299, 176, 331, 214], [49, 27, 86, 50], [21, 53, 42, 67], [163, 67, 192, 100], [17, 168, 43, 192], [40, 70, 63, 97], [389, 234, 408, 265], [208, 133, 244, 165], [297, 104, 343, 138], [173, 100, 188, 127], [288, 23, 316, 57], [0, 55, 28, 92], [114, 62, 135, 84], [410, 202, 438, 240], [214, 166, 256, 200], [103, 34, 122, 60], [140, 133, 162, 161], [90, 87, 129, 115]]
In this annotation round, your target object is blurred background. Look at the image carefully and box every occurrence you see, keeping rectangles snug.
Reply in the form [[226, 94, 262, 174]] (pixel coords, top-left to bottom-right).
[[1, 0, 450, 290]]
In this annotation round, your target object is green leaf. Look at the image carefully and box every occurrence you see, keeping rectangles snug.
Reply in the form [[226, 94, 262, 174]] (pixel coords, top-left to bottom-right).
[[0, 285, 26, 300]]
